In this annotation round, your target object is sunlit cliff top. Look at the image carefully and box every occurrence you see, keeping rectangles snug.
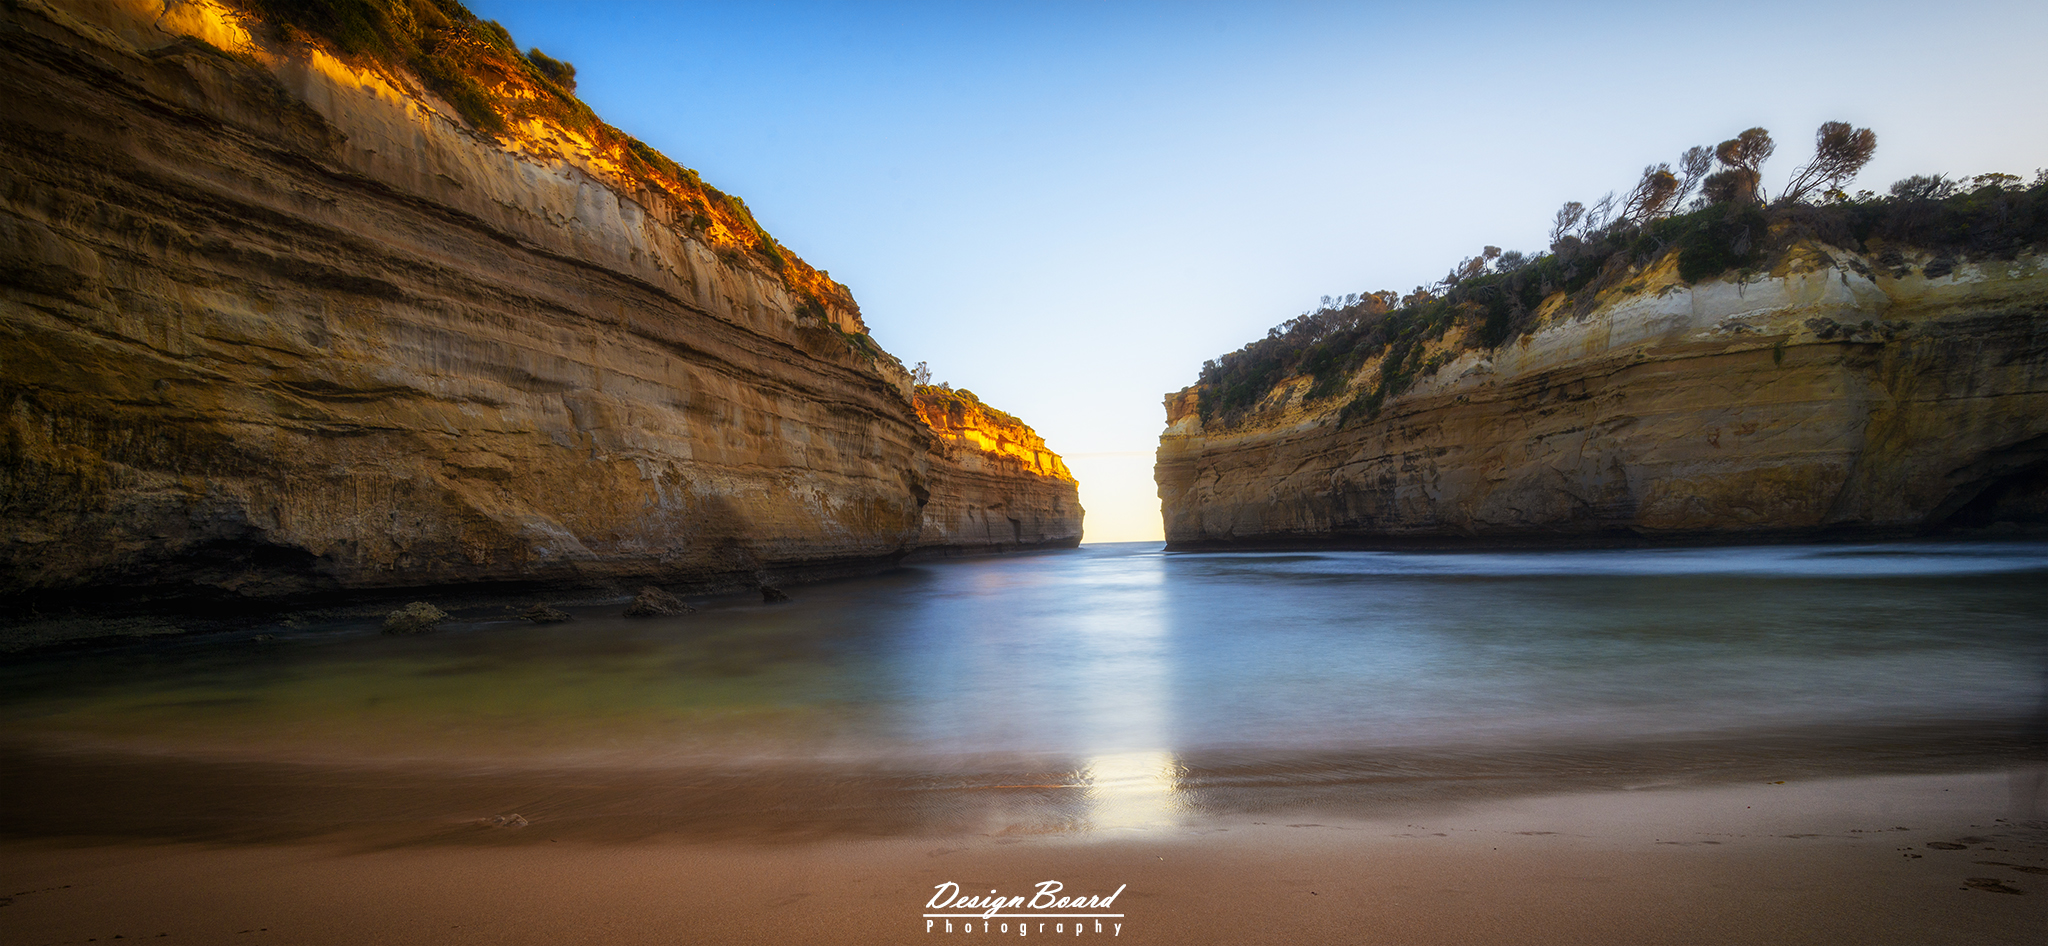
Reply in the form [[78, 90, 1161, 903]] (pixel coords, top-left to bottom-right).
[[221, 0, 855, 321], [914, 386, 1075, 483]]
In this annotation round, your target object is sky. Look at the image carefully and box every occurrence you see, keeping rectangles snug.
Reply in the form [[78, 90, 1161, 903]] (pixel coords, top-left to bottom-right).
[[470, 0, 2048, 543]]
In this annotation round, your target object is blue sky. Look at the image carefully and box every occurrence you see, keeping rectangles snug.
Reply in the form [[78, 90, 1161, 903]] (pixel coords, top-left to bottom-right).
[[470, 0, 2048, 542]]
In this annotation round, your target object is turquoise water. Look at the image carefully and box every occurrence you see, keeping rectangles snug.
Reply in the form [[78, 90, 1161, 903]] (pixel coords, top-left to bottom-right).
[[3, 542, 2045, 839]]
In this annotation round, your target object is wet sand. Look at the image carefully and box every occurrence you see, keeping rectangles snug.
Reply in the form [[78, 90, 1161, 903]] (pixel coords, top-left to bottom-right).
[[4, 771, 2044, 945], [6, 544, 2044, 943]]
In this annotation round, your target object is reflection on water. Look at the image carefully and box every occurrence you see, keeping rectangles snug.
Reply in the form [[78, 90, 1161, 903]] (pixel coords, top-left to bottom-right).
[[1082, 750, 1185, 831], [1, 541, 2044, 840]]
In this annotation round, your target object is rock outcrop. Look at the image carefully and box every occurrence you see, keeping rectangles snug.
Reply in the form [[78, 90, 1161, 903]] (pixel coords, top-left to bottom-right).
[[913, 388, 1082, 554], [0, 0, 1077, 608], [1158, 244, 2048, 547]]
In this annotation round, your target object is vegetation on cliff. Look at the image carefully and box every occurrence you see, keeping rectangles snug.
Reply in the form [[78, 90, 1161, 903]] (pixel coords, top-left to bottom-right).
[[913, 383, 1026, 430], [911, 381, 1074, 483], [1194, 123, 2048, 428], [240, 0, 854, 319]]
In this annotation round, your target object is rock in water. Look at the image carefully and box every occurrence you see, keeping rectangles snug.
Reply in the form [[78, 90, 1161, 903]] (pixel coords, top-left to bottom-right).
[[383, 602, 447, 635], [624, 586, 691, 617], [761, 585, 791, 603], [520, 604, 572, 624]]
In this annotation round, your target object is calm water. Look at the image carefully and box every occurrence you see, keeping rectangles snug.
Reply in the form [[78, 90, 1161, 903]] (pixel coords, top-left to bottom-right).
[[4, 542, 2046, 840]]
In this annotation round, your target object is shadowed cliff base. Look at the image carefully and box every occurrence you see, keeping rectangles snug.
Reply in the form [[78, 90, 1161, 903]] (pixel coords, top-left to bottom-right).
[[1155, 527, 2006, 554], [0, 553, 927, 654]]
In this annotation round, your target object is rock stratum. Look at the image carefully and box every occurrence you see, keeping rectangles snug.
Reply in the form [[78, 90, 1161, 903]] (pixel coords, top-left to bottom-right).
[[912, 388, 1081, 555], [0, 0, 1079, 607], [1158, 244, 2048, 547]]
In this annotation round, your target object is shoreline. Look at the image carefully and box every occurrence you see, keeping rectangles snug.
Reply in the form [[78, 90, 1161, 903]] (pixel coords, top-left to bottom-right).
[[3, 719, 2039, 847], [2, 771, 2042, 944], [7, 535, 2044, 657], [1160, 529, 2048, 554]]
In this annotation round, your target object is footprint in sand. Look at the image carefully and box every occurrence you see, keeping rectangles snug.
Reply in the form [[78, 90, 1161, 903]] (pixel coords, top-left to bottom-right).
[[1963, 877, 2024, 895], [1974, 861, 2048, 875]]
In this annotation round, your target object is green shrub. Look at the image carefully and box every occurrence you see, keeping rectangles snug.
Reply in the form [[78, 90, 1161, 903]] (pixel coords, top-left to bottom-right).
[[1660, 202, 1768, 283], [526, 49, 577, 91], [1193, 173, 2047, 431]]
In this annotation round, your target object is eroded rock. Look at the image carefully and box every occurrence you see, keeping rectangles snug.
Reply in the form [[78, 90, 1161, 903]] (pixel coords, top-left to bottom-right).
[[624, 586, 691, 617], [0, 0, 1083, 607], [383, 602, 447, 635], [1158, 247, 2048, 545], [912, 389, 1084, 554]]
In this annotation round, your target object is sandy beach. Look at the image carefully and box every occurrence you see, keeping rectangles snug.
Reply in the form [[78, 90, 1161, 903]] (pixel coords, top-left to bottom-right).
[[5, 545, 2043, 944], [3, 770, 2043, 945]]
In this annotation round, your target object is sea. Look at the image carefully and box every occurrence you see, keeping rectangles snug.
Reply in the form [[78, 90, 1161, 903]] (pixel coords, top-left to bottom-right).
[[3, 541, 2044, 843]]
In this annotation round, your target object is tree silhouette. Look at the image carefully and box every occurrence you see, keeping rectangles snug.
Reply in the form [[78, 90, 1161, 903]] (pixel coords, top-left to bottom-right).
[[1621, 164, 1681, 223], [1704, 127, 1774, 204], [1583, 191, 1617, 233], [1677, 146, 1713, 206], [1550, 201, 1586, 244], [1778, 122, 1877, 205]]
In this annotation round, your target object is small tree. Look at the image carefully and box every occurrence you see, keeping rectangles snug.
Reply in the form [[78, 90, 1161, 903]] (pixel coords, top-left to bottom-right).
[[1550, 201, 1586, 244], [1621, 164, 1681, 223], [911, 361, 931, 386], [1676, 145, 1714, 206], [1778, 122, 1877, 205], [1582, 191, 1617, 233], [1704, 127, 1774, 204], [1889, 174, 1955, 202], [1447, 246, 1501, 285], [526, 48, 577, 92], [1969, 172, 2022, 192]]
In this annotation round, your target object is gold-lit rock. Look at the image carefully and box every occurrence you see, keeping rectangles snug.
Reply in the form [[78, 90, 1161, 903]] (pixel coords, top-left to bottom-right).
[[0, 0, 1077, 602]]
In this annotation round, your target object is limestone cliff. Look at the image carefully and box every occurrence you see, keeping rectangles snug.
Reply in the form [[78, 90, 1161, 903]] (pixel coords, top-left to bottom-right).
[[1158, 243, 2048, 547], [0, 0, 1076, 607], [912, 387, 1081, 554]]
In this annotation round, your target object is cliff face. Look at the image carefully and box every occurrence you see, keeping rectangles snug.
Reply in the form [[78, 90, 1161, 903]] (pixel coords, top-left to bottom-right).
[[913, 389, 1082, 554], [0, 0, 1075, 604], [1158, 243, 2048, 547]]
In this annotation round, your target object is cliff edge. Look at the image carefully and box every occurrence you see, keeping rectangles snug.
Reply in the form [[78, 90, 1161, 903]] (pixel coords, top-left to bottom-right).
[[1158, 243, 2048, 547], [0, 0, 1077, 608], [913, 387, 1082, 554]]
